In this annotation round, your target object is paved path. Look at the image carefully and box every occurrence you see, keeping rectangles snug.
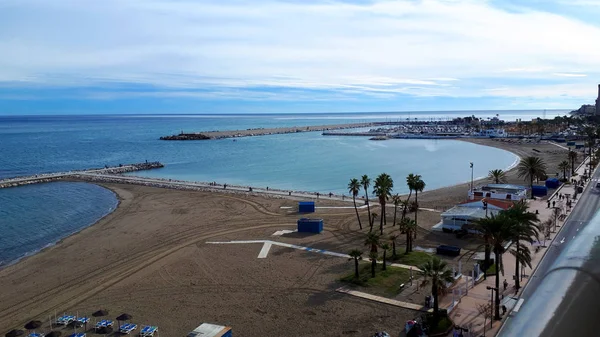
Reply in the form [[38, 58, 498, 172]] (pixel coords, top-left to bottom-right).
[[336, 287, 431, 312]]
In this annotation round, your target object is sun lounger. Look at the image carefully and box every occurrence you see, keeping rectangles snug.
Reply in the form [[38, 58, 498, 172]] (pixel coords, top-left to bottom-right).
[[68, 334, 85, 337], [140, 326, 158, 337], [28, 333, 45, 337], [76, 317, 89, 324], [95, 320, 114, 330], [56, 315, 75, 325], [119, 323, 138, 334]]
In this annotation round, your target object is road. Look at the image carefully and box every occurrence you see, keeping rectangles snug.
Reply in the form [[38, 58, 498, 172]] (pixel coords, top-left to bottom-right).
[[498, 167, 600, 336]]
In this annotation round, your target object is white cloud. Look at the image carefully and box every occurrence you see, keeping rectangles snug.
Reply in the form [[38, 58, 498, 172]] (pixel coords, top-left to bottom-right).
[[1, 0, 600, 101]]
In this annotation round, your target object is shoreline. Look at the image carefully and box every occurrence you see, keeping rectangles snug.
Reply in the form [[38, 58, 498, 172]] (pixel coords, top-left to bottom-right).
[[0, 183, 123, 271]]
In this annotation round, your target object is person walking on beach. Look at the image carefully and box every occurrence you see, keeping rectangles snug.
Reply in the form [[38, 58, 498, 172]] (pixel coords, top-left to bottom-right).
[[552, 200, 556, 208], [503, 279, 508, 291]]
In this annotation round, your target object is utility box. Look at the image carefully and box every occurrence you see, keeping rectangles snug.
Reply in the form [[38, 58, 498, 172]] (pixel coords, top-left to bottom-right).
[[532, 185, 548, 197], [545, 178, 560, 189], [298, 201, 315, 213], [297, 218, 323, 233]]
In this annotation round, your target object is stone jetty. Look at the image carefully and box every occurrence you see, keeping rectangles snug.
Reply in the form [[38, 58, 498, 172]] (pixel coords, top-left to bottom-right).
[[0, 162, 164, 189], [159, 122, 378, 140]]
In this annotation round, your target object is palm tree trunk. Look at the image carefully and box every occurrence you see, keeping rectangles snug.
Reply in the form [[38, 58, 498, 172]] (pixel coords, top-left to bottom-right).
[[353, 196, 362, 229], [494, 249, 501, 320], [382, 251, 387, 271], [365, 189, 372, 229], [380, 203, 385, 235], [514, 241, 520, 290], [371, 259, 376, 277], [432, 283, 439, 321], [414, 191, 418, 240], [530, 176, 534, 199], [402, 191, 412, 221], [354, 258, 359, 279], [393, 204, 397, 226]]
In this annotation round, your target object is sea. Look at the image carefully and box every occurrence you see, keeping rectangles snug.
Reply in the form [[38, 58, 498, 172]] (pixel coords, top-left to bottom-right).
[[0, 110, 567, 267]]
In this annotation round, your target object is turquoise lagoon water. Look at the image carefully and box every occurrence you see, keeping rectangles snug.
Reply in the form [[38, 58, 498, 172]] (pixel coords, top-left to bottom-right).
[[0, 111, 543, 266]]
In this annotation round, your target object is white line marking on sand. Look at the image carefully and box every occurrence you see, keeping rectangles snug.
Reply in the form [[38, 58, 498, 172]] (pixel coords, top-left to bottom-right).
[[272, 229, 297, 236], [257, 242, 272, 258], [513, 298, 525, 313]]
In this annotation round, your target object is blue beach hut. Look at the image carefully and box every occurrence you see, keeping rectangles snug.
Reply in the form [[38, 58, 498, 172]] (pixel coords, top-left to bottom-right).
[[545, 178, 560, 189], [297, 218, 323, 233], [531, 185, 548, 197], [298, 201, 315, 213]]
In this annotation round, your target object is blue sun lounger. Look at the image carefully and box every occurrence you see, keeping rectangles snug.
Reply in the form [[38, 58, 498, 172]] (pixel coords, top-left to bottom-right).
[[28, 333, 45, 337], [119, 323, 138, 334], [95, 320, 114, 330], [140, 326, 158, 337], [68, 333, 85, 337], [77, 317, 90, 324], [56, 315, 75, 325]]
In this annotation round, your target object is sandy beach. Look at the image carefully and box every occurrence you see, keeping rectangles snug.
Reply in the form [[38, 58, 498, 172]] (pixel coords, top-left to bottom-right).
[[0, 138, 581, 336]]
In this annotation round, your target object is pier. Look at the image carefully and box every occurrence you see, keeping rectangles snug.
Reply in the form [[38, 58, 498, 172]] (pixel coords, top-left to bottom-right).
[[159, 122, 380, 140], [0, 162, 164, 189]]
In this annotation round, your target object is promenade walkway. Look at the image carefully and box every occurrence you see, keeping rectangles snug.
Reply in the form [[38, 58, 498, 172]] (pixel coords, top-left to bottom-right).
[[446, 156, 592, 337]]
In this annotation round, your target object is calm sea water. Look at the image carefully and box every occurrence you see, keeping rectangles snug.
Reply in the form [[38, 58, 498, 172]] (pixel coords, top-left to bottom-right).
[[0, 111, 557, 266]]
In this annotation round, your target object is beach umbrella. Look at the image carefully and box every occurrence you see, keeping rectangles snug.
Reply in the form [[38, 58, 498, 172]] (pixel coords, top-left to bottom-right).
[[116, 313, 132, 331], [92, 310, 108, 317], [45, 331, 62, 337], [5, 330, 24, 337], [24, 321, 42, 331]]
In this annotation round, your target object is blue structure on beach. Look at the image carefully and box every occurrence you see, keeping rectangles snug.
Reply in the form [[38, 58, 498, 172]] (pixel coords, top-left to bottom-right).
[[532, 185, 548, 197], [545, 178, 561, 189], [298, 201, 315, 213], [297, 218, 323, 233]]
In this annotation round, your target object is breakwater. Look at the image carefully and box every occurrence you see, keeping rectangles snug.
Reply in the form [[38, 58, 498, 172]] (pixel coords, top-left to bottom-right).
[[0, 162, 164, 189], [160, 122, 379, 140]]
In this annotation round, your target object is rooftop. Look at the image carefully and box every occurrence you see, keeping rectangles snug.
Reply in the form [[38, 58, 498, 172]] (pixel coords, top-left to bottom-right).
[[482, 184, 527, 190], [441, 206, 500, 218]]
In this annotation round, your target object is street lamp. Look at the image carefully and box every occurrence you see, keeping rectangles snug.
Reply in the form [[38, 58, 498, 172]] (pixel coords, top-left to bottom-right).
[[486, 286, 498, 328], [470, 162, 474, 192]]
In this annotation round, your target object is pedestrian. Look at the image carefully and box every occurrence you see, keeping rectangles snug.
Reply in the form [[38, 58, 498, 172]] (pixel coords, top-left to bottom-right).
[[503, 279, 508, 290], [266, 186, 269, 191], [289, 191, 292, 196], [502, 305, 507, 315], [553, 200, 556, 208], [547, 200, 550, 208]]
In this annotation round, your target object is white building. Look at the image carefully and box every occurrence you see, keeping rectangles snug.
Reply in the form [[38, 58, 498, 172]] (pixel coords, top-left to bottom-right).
[[478, 128, 507, 138], [468, 184, 527, 202], [433, 198, 514, 233]]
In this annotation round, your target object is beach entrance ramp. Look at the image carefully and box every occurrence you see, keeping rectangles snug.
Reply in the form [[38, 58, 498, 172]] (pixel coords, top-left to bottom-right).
[[187, 323, 232, 337], [297, 218, 323, 233], [298, 201, 315, 213]]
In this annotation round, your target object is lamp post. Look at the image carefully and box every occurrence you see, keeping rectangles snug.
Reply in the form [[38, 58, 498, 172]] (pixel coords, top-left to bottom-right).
[[470, 162, 474, 192], [486, 286, 498, 328]]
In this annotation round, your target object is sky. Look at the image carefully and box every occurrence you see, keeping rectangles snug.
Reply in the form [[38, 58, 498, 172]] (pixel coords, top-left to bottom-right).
[[2, 0, 600, 115]]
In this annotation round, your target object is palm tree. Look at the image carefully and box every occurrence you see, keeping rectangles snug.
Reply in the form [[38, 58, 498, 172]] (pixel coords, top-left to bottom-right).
[[488, 169, 507, 184], [370, 212, 378, 232], [348, 249, 363, 279], [399, 218, 417, 253], [420, 256, 454, 321], [558, 161, 570, 181], [348, 178, 363, 229], [404, 173, 418, 220], [399, 198, 410, 222], [413, 177, 425, 239], [475, 212, 515, 320], [369, 252, 378, 277], [503, 201, 539, 291], [364, 232, 380, 254], [380, 243, 390, 270], [373, 173, 394, 235], [391, 194, 401, 226], [568, 150, 578, 175], [389, 234, 398, 259], [517, 156, 547, 198], [360, 175, 372, 230]]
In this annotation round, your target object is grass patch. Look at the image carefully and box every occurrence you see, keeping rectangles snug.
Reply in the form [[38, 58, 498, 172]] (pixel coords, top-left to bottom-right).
[[389, 251, 433, 267], [341, 263, 411, 296], [486, 263, 497, 276]]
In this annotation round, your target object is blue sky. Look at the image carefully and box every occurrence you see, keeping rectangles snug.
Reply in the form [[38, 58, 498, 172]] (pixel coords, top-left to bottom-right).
[[2, 0, 600, 115]]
